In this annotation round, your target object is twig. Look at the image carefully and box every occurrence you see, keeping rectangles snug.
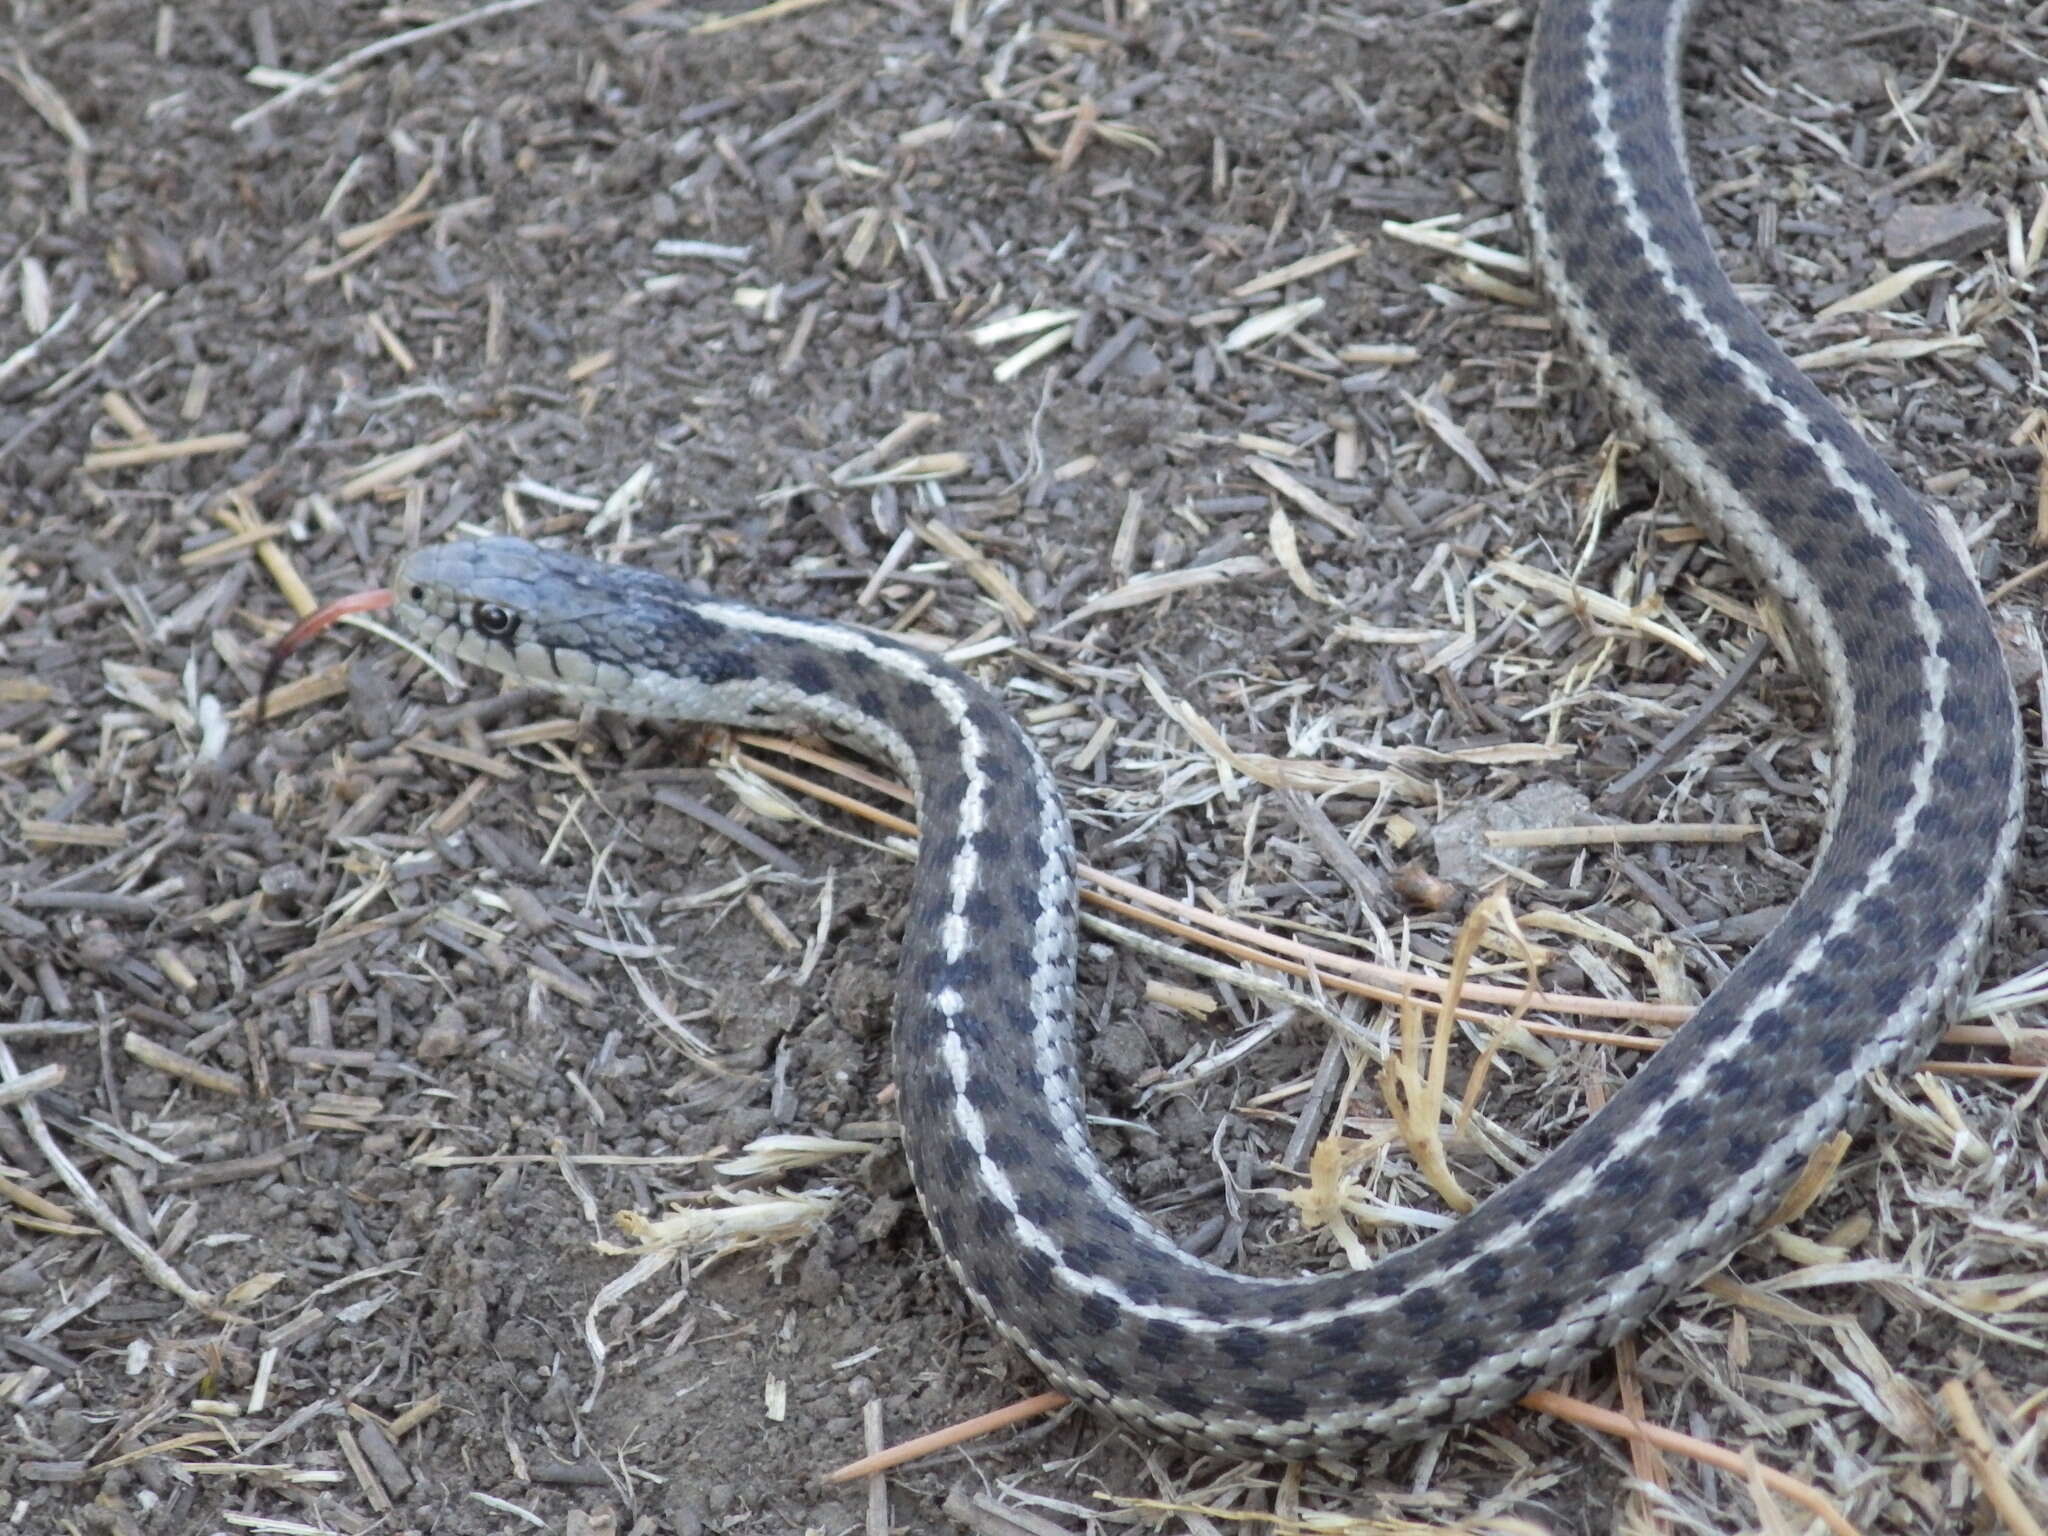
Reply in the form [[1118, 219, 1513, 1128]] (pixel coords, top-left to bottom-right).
[[230, 0, 547, 131], [1939, 1379, 2044, 1536], [1601, 633, 1770, 809], [822, 1392, 1068, 1482], [0, 1039, 244, 1322], [1521, 1390, 1861, 1536]]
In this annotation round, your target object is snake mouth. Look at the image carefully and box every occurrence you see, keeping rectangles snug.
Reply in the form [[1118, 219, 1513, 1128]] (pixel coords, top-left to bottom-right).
[[256, 586, 395, 721]]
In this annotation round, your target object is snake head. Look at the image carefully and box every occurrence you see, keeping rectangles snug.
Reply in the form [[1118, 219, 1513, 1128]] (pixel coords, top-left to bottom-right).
[[390, 536, 806, 728]]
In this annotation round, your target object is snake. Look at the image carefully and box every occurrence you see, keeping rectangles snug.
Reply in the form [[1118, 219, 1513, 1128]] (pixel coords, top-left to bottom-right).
[[307, 0, 2025, 1458]]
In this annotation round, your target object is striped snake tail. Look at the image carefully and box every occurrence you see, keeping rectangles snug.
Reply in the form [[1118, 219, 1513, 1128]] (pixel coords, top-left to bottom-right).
[[358, 0, 2024, 1457]]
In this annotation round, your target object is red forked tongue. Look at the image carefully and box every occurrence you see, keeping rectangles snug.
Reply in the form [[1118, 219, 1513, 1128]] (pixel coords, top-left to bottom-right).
[[256, 587, 396, 722]]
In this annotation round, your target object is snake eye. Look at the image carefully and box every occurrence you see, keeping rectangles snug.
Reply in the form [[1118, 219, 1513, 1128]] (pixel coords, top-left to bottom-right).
[[471, 601, 519, 640]]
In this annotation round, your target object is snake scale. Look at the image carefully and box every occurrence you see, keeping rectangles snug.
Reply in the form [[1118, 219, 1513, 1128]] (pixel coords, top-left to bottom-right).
[[315, 0, 2023, 1456]]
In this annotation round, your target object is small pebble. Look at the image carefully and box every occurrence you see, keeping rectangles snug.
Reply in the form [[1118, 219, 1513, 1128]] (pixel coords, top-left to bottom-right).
[[416, 1007, 471, 1061], [1882, 202, 2002, 264]]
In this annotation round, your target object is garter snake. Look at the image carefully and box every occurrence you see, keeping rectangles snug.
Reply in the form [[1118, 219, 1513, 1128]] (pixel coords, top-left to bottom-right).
[[329, 0, 2023, 1455]]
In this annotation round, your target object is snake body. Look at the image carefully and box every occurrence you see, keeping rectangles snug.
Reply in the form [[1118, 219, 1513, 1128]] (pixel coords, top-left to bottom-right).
[[386, 0, 2022, 1456]]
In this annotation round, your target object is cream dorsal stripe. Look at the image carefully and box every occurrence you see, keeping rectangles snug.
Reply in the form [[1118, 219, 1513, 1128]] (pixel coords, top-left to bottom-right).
[[376, 0, 2022, 1458]]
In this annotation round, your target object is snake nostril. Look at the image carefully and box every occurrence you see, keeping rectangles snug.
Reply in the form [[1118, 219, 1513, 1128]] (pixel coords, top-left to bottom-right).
[[409, 585, 424, 602]]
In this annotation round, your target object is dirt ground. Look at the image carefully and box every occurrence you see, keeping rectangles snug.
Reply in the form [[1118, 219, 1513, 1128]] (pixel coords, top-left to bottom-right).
[[1, 0, 2044, 1532]]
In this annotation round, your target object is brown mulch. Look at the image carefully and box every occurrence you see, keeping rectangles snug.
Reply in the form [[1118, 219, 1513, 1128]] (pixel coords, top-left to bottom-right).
[[2, 2, 2044, 1533]]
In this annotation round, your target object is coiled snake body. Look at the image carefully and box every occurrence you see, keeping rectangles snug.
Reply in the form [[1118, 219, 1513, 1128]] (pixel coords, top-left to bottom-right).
[[379, 0, 2022, 1456]]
